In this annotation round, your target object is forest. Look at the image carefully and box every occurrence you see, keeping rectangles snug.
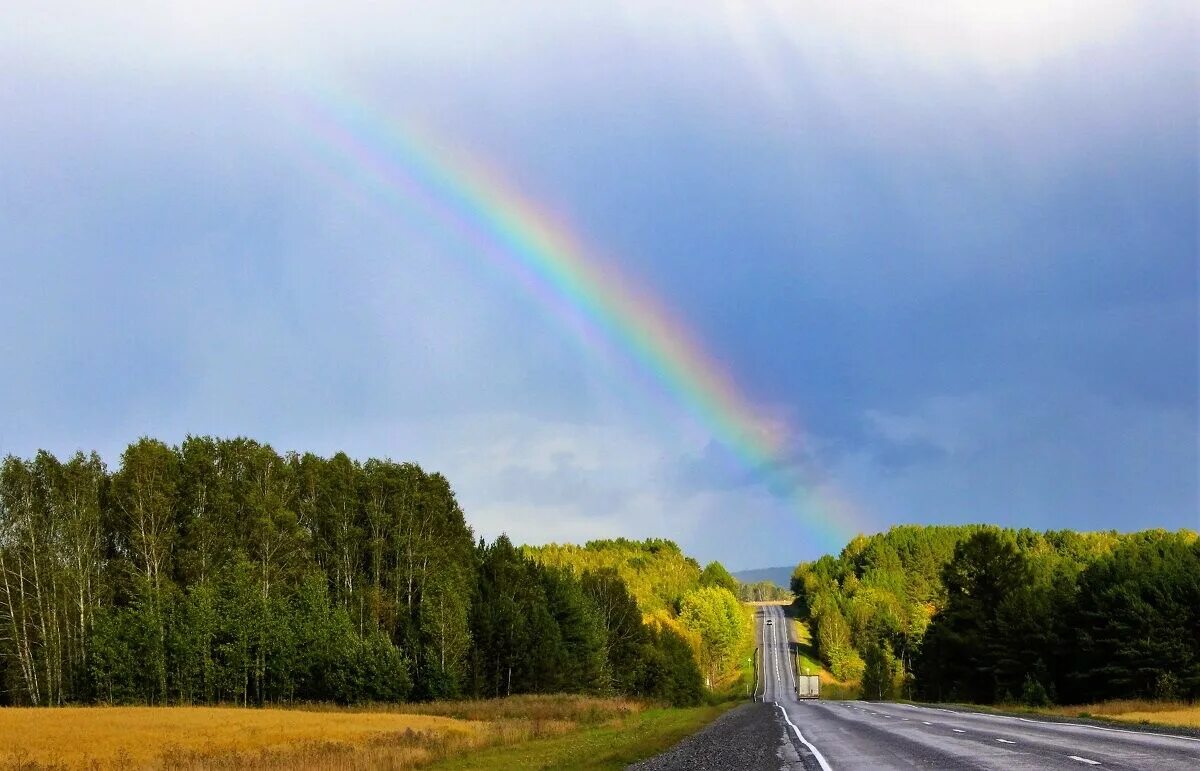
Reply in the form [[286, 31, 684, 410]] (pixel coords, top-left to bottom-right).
[[526, 540, 753, 690], [0, 437, 709, 707], [736, 580, 792, 603], [791, 524, 1200, 704], [19, 434, 1182, 714]]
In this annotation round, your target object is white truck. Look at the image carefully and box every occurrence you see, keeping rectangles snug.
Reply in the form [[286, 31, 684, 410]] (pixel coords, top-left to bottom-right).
[[796, 674, 820, 700]]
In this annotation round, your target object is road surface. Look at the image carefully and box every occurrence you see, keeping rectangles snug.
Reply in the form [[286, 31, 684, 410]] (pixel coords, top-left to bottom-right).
[[756, 603, 1200, 770]]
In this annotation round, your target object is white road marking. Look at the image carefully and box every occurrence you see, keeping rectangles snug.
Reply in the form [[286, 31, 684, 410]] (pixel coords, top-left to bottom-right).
[[952, 729, 967, 733], [922, 721, 932, 726], [995, 738, 1016, 744], [1068, 756, 1101, 765], [777, 704, 833, 771], [904, 705, 1200, 743]]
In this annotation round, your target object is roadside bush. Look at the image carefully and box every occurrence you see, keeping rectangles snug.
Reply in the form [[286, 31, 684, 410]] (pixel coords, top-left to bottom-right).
[[830, 649, 865, 682], [1155, 673, 1181, 701], [1021, 675, 1050, 707]]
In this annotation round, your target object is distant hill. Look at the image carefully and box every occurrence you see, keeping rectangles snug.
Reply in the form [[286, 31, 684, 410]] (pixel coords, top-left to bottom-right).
[[732, 565, 794, 588]]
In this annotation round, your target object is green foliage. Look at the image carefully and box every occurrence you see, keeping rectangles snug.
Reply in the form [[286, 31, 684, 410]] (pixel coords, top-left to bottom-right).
[[525, 539, 701, 615], [917, 529, 1032, 703], [1061, 531, 1200, 702], [678, 586, 749, 686], [638, 623, 704, 706], [790, 525, 1199, 706], [830, 649, 866, 683], [0, 438, 704, 708], [465, 537, 706, 705], [698, 561, 737, 594], [916, 528, 1200, 704], [580, 568, 646, 695], [1154, 672, 1181, 700], [737, 580, 792, 602], [1022, 674, 1050, 707], [861, 640, 903, 701], [329, 628, 413, 703], [523, 537, 724, 702]]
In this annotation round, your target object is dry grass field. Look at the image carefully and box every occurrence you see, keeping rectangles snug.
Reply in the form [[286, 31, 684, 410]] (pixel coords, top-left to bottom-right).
[[1038, 699, 1200, 729], [0, 695, 645, 770]]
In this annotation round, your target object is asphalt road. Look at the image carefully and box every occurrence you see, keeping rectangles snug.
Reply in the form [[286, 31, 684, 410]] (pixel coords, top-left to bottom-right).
[[757, 603, 1200, 770]]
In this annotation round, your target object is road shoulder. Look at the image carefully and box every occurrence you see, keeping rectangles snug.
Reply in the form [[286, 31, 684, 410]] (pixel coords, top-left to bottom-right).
[[629, 701, 814, 770]]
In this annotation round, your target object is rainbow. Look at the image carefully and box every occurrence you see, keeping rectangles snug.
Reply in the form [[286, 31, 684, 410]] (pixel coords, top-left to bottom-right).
[[292, 88, 867, 549]]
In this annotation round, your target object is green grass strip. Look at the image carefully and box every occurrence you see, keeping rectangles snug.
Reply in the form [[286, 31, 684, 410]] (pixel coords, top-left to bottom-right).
[[429, 703, 735, 770]]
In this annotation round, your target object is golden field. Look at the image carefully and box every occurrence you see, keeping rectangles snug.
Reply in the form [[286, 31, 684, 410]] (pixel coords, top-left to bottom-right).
[[0, 695, 644, 770], [1039, 700, 1200, 729]]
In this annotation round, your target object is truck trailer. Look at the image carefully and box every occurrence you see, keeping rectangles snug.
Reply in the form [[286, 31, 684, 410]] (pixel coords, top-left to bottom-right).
[[796, 675, 820, 700]]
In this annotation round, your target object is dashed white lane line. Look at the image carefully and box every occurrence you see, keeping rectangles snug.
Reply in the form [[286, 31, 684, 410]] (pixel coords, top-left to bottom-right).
[[921, 721, 932, 726], [952, 729, 967, 733], [1067, 756, 1101, 765], [916, 706, 1200, 744], [995, 738, 1016, 744]]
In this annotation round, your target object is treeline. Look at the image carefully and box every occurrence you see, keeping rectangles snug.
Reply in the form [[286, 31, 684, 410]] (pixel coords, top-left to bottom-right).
[[527, 541, 753, 689], [736, 581, 792, 603], [527, 539, 704, 614], [792, 525, 1200, 704], [0, 438, 703, 706]]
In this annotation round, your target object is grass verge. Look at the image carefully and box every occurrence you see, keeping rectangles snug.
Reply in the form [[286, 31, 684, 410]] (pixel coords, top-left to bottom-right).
[[1013, 700, 1200, 731], [428, 702, 734, 770]]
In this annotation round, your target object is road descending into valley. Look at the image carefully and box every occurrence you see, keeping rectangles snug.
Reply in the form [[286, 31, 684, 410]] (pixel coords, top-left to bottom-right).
[[756, 604, 1200, 770]]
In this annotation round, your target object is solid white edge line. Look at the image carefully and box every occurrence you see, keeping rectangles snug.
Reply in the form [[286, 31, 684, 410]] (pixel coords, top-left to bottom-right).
[[897, 704, 1200, 744], [777, 703, 833, 771], [1067, 756, 1101, 765]]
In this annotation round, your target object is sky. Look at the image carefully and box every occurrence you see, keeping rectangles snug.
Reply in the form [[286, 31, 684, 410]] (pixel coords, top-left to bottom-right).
[[1, 1, 1196, 569]]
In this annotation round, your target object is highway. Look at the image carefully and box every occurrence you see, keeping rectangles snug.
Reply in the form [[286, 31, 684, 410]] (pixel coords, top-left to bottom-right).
[[756, 603, 1200, 770]]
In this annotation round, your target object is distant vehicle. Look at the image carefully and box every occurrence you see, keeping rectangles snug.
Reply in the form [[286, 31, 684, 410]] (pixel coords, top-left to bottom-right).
[[765, 618, 773, 625], [797, 675, 820, 699]]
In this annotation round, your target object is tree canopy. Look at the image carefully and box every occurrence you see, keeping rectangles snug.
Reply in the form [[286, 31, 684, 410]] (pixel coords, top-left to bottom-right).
[[791, 524, 1200, 704], [525, 539, 752, 689], [0, 438, 704, 707], [525, 539, 702, 614]]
